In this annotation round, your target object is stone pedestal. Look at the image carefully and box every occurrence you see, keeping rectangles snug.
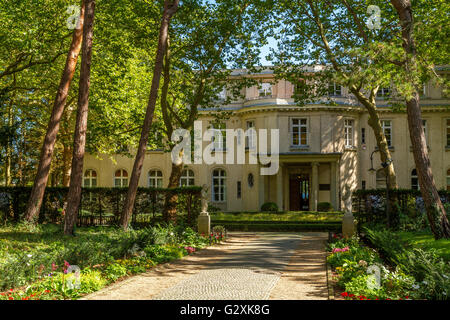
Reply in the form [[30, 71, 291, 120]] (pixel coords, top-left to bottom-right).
[[342, 211, 355, 238], [198, 212, 211, 236]]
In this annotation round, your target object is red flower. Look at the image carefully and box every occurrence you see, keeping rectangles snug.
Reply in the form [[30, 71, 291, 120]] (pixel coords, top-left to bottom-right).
[[8, 297, 13, 300], [341, 292, 349, 297]]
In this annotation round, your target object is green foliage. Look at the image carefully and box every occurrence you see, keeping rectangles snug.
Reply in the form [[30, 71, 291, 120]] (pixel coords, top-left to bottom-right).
[[0, 223, 218, 297], [317, 202, 333, 212], [260, 202, 278, 212]]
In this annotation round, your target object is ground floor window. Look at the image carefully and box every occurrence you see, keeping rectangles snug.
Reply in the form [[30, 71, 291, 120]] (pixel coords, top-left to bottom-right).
[[447, 169, 450, 191], [84, 169, 97, 187], [148, 170, 163, 188], [411, 169, 419, 190], [212, 169, 226, 202], [114, 169, 128, 187], [180, 169, 195, 186]]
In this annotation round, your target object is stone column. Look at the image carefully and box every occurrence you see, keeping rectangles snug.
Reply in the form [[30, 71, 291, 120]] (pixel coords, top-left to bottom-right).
[[276, 164, 283, 211], [311, 162, 319, 211], [330, 161, 337, 211]]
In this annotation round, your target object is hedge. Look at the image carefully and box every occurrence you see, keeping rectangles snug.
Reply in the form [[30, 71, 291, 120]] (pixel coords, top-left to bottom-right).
[[0, 186, 202, 227]]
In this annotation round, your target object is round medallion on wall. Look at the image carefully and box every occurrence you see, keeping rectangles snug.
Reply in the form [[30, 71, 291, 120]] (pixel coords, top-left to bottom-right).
[[248, 173, 254, 188]]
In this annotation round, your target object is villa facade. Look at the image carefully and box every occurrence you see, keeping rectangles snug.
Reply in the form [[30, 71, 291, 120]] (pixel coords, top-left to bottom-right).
[[83, 69, 450, 212]]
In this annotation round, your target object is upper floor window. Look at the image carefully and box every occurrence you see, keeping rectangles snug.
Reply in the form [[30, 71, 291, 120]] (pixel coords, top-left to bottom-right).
[[447, 169, 450, 191], [291, 118, 308, 147], [344, 119, 354, 147], [218, 87, 226, 100], [422, 120, 428, 145], [148, 170, 163, 188], [377, 87, 390, 98], [245, 120, 256, 149], [328, 82, 342, 97], [212, 122, 226, 151], [83, 169, 97, 187], [361, 128, 366, 144], [411, 169, 419, 190], [258, 83, 272, 97], [446, 119, 450, 147], [114, 169, 128, 187], [212, 169, 226, 202], [180, 169, 195, 187], [381, 120, 393, 147], [237, 181, 242, 199]]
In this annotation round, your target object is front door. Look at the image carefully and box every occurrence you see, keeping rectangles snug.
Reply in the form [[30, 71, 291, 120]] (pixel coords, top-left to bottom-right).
[[289, 174, 310, 211]]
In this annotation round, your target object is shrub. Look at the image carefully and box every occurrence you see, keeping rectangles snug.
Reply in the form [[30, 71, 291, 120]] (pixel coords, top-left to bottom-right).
[[261, 202, 278, 212], [317, 202, 333, 212]]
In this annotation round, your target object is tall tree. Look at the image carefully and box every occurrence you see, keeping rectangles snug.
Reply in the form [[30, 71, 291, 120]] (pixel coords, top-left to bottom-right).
[[390, 0, 450, 239], [272, 0, 399, 189], [120, 0, 180, 230], [158, 0, 267, 222], [23, 2, 85, 223], [63, 0, 95, 235]]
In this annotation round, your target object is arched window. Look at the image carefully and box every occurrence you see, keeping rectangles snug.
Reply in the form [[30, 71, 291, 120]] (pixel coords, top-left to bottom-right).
[[376, 169, 386, 189], [114, 169, 128, 187], [180, 169, 195, 186], [411, 169, 419, 190], [148, 170, 163, 188], [212, 169, 226, 202], [83, 169, 97, 187], [447, 169, 450, 191]]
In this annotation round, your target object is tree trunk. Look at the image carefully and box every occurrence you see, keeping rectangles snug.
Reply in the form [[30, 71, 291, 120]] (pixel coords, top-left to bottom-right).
[[391, 0, 450, 239], [5, 100, 12, 187], [350, 88, 398, 189], [163, 160, 184, 223], [23, 2, 85, 223], [120, 0, 180, 231], [63, 0, 95, 235], [62, 144, 72, 186]]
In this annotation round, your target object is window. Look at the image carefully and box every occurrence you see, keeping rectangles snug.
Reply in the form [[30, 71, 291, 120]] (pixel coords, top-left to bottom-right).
[[447, 169, 450, 191], [411, 169, 419, 190], [148, 170, 163, 188], [377, 87, 390, 98], [212, 122, 226, 151], [247, 173, 254, 187], [237, 181, 242, 199], [83, 169, 97, 187], [212, 169, 226, 202], [381, 120, 392, 147], [328, 82, 342, 97], [291, 118, 308, 147], [361, 128, 366, 144], [258, 83, 272, 97], [218, 87, 226, 100], [422, 120, 428, 145], [180, 169, 195, 186], [376, 169, 386, 189], [362, 180, 366, 190], [344, 119, 354, 147], [446, 119, 450, 147], [114, 169, 128, 187], [245, 120, 255, 149]]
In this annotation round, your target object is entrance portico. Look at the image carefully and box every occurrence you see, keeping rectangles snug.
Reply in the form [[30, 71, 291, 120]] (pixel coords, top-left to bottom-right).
[[269, 153, 342, 212]]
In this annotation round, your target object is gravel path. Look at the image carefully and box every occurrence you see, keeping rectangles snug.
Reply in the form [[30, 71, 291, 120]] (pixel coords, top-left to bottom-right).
[[83, 232, 328, 300]]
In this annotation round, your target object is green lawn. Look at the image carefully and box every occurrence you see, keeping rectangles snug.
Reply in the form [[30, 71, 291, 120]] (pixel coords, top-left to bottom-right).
[[396, 231, 450, 261], [211, 211, 343, 222]]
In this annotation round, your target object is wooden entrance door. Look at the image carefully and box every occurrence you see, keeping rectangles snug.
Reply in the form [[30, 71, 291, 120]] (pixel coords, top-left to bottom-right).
[[289, 174, 310, 211]]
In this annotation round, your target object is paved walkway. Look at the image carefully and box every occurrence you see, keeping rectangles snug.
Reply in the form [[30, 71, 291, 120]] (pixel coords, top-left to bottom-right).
[[84, 232, 328, 300]]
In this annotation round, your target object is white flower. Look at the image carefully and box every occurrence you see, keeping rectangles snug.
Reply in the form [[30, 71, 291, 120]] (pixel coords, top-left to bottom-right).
[[443, 275, 448, 279], [27, 254, 32, 258], [422, 280, 428, 285], [412, 284, 420, 289]]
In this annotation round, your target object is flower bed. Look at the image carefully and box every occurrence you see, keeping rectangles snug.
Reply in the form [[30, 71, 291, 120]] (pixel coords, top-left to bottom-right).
[[328, 234, 419, 300], [0, 223, 226, 300]]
